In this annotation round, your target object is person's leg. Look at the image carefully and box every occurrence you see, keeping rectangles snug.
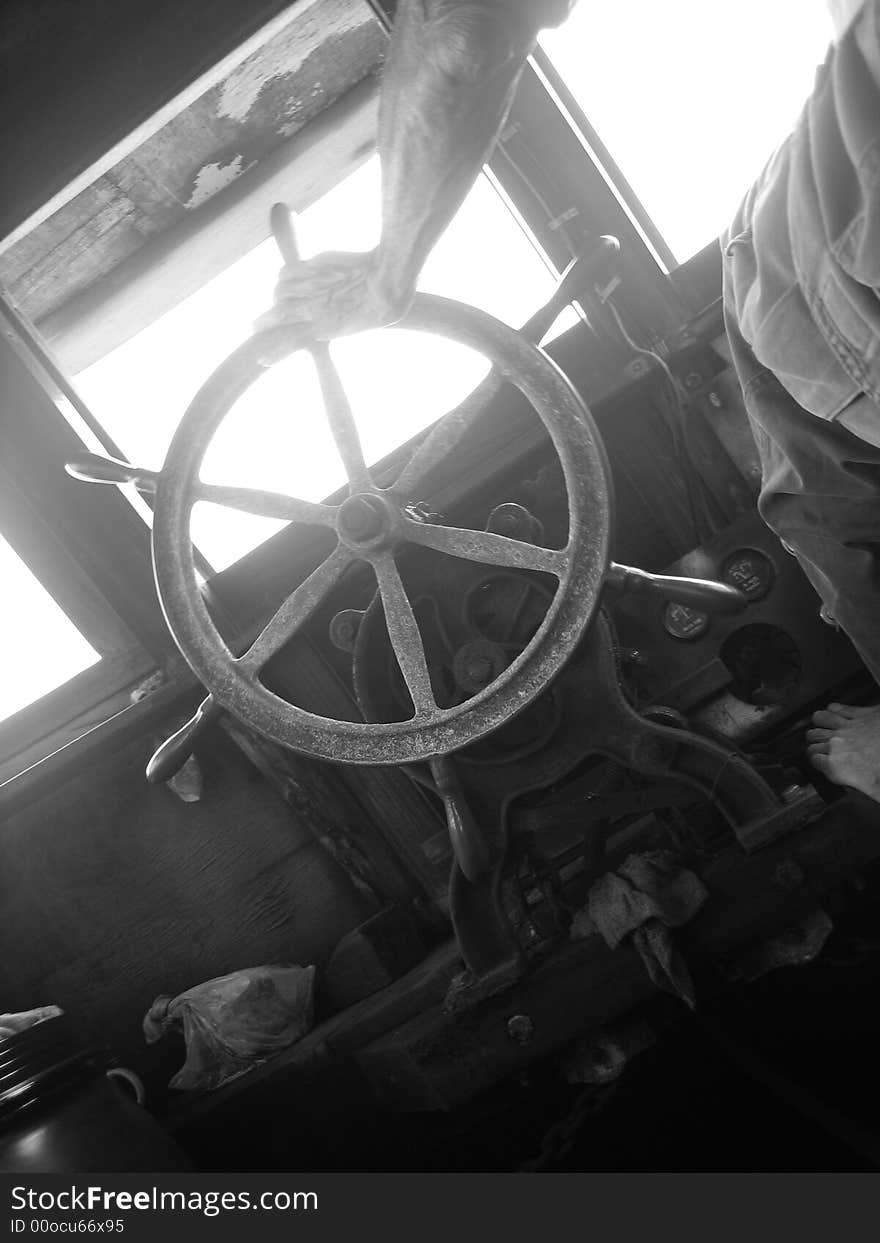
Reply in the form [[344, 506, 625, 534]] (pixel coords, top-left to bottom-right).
[[725, 320, 880, 680], [719, 0, 880, 800], [724, 318, 880, 798], [751, 394, 880, 686]]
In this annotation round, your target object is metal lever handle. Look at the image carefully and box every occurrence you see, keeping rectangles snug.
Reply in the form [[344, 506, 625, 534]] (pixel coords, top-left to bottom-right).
[[430, 755, 490, 883], [270, 201, 301, 267], [605, 562, 747, 615], [146, 694, 223, 784], [520, 235, 620, 347], [65, 452, 158, 492]]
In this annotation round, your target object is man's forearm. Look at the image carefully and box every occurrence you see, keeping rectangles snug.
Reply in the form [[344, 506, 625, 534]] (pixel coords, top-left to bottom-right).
[[265, 0, 574, 336], [373, 0, 570, 312]]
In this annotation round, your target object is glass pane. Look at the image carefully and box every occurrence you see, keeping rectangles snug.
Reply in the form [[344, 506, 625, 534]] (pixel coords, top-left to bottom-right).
[[76, 158, 570, 571], [541, 1, 834, 263], [0, 534, 99, 724]]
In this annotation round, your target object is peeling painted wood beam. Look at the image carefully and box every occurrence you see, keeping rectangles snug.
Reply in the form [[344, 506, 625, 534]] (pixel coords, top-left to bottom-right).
[[0, 0, 335, 255], [42, 79, 379, 375]]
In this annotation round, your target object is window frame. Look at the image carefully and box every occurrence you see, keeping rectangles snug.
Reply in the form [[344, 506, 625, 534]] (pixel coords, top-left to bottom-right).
[[0, 296, 177, 781]]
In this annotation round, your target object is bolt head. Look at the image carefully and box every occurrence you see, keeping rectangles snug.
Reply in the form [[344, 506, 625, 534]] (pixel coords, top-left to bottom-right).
[[773, 859, 804, 891], [329, 609, 363, 652], [339, 495, 384, 539], [507, 1014, 534, 1045]]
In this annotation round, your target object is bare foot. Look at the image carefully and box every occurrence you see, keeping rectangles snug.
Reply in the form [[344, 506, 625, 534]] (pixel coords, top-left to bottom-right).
[[806, 702, 880, 803]]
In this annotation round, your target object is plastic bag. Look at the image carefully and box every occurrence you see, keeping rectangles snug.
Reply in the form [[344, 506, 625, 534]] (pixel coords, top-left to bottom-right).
[[143, 965, 315, 1091]]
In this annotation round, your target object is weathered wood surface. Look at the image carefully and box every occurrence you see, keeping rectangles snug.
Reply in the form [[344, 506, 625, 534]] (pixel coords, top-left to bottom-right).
[[41, 83, 379, 374], [0, 721, 374, 1095], [0, 0, 382, 340], [221, 717, 432, 910], [0, 0, 382, 252]]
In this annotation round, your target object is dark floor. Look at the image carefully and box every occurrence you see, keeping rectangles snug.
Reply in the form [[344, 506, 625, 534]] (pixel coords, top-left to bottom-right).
[[176, 884, 880, 1172]]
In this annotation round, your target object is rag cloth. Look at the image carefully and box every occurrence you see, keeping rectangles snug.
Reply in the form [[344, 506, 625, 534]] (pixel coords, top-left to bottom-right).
[[573, 851, 708, 1007]]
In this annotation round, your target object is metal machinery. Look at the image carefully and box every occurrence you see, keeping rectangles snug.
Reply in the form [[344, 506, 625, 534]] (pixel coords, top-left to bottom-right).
[[66, 212, 880, 1143]]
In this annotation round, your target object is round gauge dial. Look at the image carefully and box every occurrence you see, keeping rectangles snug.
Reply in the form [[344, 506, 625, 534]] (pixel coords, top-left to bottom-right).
[[662, 601, 710, 641], [721, 548, 775, 602]]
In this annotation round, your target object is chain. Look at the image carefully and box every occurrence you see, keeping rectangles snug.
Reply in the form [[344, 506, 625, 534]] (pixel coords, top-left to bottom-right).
[[518, 1082, 618, 1172]]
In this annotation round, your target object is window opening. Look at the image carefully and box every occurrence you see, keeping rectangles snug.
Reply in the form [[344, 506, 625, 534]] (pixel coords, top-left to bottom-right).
[[540, 0, 834, 263], [0, 533, 99, 724]]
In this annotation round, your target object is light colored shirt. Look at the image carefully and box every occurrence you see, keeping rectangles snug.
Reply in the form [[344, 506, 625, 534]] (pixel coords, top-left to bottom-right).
[[829, 0, 866, 39], [723, 0, 880, 423]]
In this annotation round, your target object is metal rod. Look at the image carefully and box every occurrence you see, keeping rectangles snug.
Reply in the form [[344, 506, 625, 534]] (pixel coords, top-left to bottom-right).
[[530, 48, 679, 273]]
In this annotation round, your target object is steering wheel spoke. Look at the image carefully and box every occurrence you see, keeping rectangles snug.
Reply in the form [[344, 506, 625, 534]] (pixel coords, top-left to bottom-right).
[[401, 517, 568, 577], [195, 482, 338, 527], [371, 550, 437, 717], [311, 342, 371, 492], [238, 543, 355, 672]]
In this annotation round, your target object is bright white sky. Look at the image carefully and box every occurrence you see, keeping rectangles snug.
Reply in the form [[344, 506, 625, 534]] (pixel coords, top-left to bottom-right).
[[0, 534, 99, 724], [4, 1, 836, 726], [541, 0, 834, 261]]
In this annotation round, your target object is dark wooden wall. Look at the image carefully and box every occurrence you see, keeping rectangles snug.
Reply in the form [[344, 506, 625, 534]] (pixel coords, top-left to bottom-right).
[[0, 722, 374, 1098]]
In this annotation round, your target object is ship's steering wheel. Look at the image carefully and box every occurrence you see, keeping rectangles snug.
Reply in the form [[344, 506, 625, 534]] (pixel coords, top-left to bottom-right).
[[147, 279, 612, 767], [67, 211, 743, 780]]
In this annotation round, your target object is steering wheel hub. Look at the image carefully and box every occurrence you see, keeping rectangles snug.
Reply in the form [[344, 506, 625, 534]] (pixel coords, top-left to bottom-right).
[[337, 492, 397, 549]]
